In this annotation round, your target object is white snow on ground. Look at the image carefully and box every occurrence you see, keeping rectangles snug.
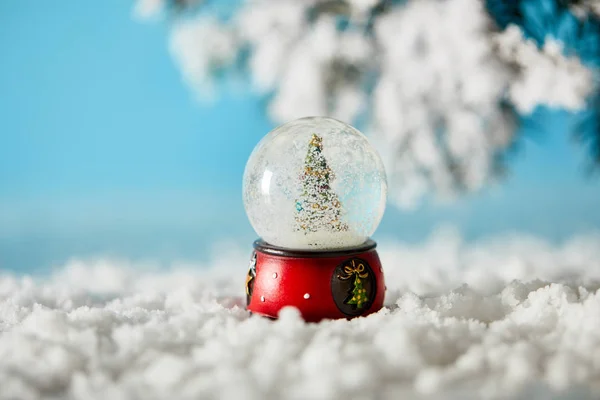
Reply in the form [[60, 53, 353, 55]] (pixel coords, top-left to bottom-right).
[[1, 230, 600, 399]]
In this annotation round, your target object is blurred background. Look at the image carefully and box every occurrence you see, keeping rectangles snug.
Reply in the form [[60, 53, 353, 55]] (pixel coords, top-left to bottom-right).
[[1, 0, 599, 273]]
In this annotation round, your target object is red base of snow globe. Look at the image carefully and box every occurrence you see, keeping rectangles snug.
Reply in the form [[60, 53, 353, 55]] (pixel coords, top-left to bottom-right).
[[245, 239, 385, 323]]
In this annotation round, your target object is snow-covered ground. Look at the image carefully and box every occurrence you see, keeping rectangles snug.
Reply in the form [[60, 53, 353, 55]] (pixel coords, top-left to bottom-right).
[[1, 229, 600, 399]]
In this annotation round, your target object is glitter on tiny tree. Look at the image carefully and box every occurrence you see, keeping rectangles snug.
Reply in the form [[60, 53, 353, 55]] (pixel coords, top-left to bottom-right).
[[294, 133, 348, 233]]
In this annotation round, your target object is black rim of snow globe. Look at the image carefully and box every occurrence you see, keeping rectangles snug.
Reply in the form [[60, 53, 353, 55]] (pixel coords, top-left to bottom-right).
[[253, 239, 377, 258]]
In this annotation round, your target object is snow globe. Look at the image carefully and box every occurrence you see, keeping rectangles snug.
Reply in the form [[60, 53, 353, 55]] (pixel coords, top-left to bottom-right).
[[243, 117, 387, 322]]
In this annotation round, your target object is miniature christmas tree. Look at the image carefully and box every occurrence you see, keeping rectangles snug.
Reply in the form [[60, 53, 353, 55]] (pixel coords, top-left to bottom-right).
[[346, 274, 368, 308], [295, 134, 348, 233]]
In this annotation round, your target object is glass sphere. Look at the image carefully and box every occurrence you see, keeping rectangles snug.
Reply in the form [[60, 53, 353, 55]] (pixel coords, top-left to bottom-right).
[[243, 117, 387, 250]]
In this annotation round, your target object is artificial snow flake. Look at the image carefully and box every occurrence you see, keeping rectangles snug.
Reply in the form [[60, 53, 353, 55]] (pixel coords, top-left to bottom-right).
[[133, 0, 165, 19], [569, 0, 600, 19], [495, 25, 594, 113], [371, 0, 515, 206], [169, 16, 238, 96], [3, 231, 600, 399]]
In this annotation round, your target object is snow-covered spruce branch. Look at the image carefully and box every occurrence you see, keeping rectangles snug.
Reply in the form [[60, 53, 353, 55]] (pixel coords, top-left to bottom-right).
[[569, 0, 600, 18], [494, 25, 594, 113], [134, 0, 598, 209]]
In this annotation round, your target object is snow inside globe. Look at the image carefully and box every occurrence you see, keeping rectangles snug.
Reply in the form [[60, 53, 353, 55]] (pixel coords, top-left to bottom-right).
[[243, 117, 387, 250]]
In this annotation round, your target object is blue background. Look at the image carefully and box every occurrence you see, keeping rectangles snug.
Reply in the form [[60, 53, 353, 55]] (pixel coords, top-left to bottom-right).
[[1, 1, 599, 271]]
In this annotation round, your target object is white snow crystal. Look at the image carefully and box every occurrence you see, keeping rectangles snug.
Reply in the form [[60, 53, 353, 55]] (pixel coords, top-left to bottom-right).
[[169, 17, 239, 97], [1, 231, 600, 399], [570, 0, 600, 18], [133, 0, 166, 20], [369, 0, 511, 207], [495, 25, 594, 114]]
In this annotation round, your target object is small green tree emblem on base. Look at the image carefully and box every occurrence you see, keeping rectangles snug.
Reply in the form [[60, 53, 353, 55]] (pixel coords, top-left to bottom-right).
[[337, 259, 370, 310], [346, 274, 368, 308]]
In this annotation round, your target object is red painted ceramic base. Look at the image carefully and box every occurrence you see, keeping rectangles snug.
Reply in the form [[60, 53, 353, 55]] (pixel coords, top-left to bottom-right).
[[245, 239, 385, 323]]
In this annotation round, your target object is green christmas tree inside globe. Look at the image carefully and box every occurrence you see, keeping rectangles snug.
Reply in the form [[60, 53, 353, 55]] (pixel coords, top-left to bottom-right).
[[294, 133, 348, 235], [243, 117, 387, 250]]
